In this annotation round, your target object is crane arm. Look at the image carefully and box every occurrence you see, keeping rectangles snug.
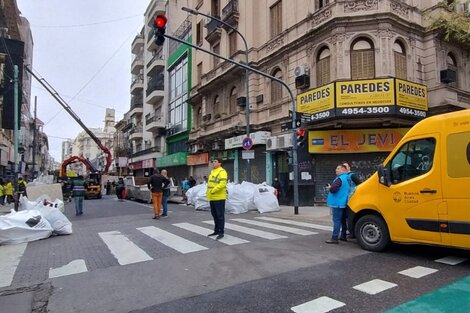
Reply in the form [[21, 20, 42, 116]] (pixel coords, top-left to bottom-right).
[[25, 66, 112, 173]]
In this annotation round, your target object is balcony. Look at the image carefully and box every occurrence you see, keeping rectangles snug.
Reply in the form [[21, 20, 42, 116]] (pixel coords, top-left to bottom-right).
[[129, 102, 143, 117], [147, 50, 164, 73], [205, 18, 222, 44], [131, 77, 143, 94], [145, 113, 165, 132], [221, 0, 239, 30], [129, 126, 143, 141], [146, 77, 164, 103], [131, 34, 144, 54], [132, 145, 161, 158], [131, 55, 144, 74]]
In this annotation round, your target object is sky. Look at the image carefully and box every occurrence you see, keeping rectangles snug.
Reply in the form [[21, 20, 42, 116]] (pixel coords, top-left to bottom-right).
[[16, 0, 150, 162]]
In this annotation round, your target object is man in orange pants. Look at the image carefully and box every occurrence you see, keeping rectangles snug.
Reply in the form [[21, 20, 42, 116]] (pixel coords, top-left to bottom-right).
[[147, 169, 169, 219]]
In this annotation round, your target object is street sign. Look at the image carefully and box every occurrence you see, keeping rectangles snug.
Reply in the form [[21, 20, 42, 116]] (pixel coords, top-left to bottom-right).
[[281, 122, 292, 132], [242, 136, 253, 150], [295, 119, 301, 128], [242, 150, 255, 159]]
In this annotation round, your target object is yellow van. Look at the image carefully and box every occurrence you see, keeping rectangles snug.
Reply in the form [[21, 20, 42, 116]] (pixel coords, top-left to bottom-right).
[[348, 109, 470, 251]]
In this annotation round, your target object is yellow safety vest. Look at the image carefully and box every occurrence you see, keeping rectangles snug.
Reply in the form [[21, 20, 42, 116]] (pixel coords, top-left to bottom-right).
[[206, 167, 228, 201], [0, 184, 3, 197], [5, 182, 13, 196]]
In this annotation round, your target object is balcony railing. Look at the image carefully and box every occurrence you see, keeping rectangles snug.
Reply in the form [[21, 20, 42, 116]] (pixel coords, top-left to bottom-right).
[[129, 126, 143, 135], [145, 113, 162, 125], [132, 146, 161, 157], [222, 0, 239, 29], [205, 18, 222, 43], [131, 95, 143, 107], [146, 79, 164, 96]]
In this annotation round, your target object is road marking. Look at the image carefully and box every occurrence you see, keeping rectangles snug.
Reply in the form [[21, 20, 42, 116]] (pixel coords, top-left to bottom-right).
[[0, 243, 27, 288], [49, 259, 88, 278], [231, 218, 318, 235], [353, 279, 397, 295], [398, 266, 438, 279], [256, 217, 333, 231], [173, 222, 249, 245], [99, 231, 153, 265], [291, 296, 345, 313], [203, 221, 288, 240], [137, 226, 208, 254], [435, 256, 468, 265]]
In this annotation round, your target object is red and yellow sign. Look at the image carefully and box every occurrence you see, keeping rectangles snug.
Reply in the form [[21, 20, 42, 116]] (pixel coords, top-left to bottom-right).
[[308, 128, 409, 153], [187, 153, 209, 166]]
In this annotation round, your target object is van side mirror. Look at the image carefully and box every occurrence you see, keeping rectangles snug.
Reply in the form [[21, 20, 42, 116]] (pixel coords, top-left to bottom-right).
[[377, 164, 391, 186]]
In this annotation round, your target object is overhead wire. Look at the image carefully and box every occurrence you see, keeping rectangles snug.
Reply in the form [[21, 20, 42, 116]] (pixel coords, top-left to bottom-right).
[[31, 14, 142, 29]]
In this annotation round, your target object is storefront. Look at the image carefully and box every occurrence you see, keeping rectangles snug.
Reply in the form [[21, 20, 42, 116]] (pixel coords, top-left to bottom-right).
[[187, 152, 210, 184], [128, 158, 155, 177], [157, 152, 188, 187]]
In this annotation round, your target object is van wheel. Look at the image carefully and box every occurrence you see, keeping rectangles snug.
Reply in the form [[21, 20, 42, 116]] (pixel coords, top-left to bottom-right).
[[355, 215, 390, 252]]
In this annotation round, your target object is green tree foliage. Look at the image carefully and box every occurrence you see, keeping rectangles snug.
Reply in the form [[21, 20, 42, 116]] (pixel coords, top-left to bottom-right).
[[429, 1, 470, 44]]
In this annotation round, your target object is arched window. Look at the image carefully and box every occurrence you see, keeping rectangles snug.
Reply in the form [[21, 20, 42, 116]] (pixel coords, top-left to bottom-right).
[[350, 38, 375, 79], [229, 87, 237, 114], [447, 52, 458, 88], [213, 95, 220, 118], [271, 69, 283, 103], [316, 47, 331, 86], [394, 41, 407, 80]]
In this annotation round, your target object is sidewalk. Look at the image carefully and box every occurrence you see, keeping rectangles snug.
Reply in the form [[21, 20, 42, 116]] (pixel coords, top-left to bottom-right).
[[272, 205, 332, 225]]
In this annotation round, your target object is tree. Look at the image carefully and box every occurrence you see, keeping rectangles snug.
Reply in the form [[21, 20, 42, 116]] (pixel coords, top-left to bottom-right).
[[428, 1, 470, 44]]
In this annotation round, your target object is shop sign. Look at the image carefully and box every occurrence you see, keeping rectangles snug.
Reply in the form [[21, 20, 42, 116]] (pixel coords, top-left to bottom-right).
[[142, 158, 155, 168], [395, 79, 428, 118], [308, 128, 409, 153], [157, 152, 188, 168], [210, 150, 236, 160], [296, 83, 335, 122], [128, 161, 143, 170], [187, 153, 209, 166], [225, 131, 271, 149]]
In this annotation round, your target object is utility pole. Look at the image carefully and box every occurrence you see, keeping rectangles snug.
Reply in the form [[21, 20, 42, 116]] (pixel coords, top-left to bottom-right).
[[32, 96, 37, 179], [13, 65, 19, 211]]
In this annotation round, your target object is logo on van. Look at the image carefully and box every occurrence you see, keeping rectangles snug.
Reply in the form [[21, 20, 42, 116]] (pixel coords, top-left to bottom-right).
[[393, 191, 402, 203]]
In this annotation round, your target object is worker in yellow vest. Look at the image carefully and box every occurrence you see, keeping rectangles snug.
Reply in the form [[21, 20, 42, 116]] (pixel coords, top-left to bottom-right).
[[4, 179, 13, 204], [206, 158, 228, 240], [18, 176, 27, 198]]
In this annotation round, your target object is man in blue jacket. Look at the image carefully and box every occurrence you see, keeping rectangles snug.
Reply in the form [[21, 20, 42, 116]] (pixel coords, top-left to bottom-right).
[[325, 164, 350, 244]]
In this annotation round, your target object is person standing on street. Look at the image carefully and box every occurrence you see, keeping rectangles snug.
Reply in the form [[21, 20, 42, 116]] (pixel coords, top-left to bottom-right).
[[161, 169, 171, 217], [4, 179, 13, 204], [71, 176, 87, 216], [116, 178, 126, 201], [272, 177, 281, 201], [325, 164, 350, 244], [106, 180, 112, 195], [188, 176, 196, 188], [342, 162, 362, 239], [148, 169, 169, 219], [181, 177, 190, 203], [18, 176, 27, 198], [206, 158, 228, 240]]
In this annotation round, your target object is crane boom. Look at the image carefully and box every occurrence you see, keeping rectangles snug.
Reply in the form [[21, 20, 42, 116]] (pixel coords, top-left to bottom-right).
[[25, 66, 112, 174]]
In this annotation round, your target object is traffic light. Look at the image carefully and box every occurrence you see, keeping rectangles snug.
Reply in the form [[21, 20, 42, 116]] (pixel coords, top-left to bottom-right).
[[153, 15, 167, 46], [296, 128, 306, 147]]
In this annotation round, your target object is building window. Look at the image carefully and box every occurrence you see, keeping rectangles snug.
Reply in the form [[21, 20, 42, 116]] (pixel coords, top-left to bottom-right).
[[211, 0, 220, 17], [196, 107, 202, 128], [270, 1, 282, 38], [350, 38, 375, 80], [394, 41, 407, 80], [316, 47, 330, 86], [229, 87, 237, 114], [197, 21, 203, 46], [229, 31, 237, 56], [213, 95, 220, 118], [169, 57, 188, 135], [317, 0, 329, 10], [271, 68, 283, 103], [447, 52, 458, 88], [212, 43, 220, 68], [197, 62, 203, 84]]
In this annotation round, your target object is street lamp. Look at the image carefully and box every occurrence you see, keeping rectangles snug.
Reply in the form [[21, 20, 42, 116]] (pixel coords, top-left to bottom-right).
[[182, 6, 252, 183]]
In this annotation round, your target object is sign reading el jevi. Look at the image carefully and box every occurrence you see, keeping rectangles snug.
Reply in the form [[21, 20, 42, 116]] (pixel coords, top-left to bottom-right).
[[308, 128, 410, 153]]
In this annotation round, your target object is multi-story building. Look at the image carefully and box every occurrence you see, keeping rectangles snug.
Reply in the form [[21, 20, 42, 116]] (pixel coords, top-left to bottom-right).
[[187, 0, 470, 205]]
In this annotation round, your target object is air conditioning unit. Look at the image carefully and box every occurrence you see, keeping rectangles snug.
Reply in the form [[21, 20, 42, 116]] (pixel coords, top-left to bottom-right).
[[237, 96, 247, 107], [440, 69, 457, 84], [278, 134, 293, 149], [294, 64, 310, 77], [266, 136, 278, 151], [212, 142, 222, 150], [295, 75, 310, 89]]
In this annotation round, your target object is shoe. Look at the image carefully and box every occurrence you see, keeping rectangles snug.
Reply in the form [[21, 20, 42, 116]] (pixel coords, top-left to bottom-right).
[[325, 239, 339, 244], [152, 215, 160, 219], [161, 214, 168, 217], [347, 235, 356, 239], [339, 237, 347, 242], [216, 234, 224, 240], [207, 232, 218, 236]]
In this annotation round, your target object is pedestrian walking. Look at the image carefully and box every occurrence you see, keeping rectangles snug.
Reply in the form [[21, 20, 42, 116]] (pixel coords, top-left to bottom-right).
[[71, 176, 87, 216], [325, 164, 350, 244], [342, 162, 362, 239], [181, 177, 190, 203], [161, 169, 171, 217], [272, 177, 281, 200], [206, 158, 228, 240], [115, 178, 126, 201], [188, 176, 196, 188], [105, 180, 112, 195], [148, 169, 169, 219]]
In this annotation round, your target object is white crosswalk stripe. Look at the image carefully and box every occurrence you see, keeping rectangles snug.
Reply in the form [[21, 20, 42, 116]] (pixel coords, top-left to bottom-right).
[[291, 296, 345, 313], [353, 279, 397, 295], [173, 222, 249, 245], [99, 231, 153, 265], [256, 217, 333, 231], [137, 226, 208, 254], [203, 220, 288, 240], [0, 243, 27, 288], [231, 218, 318, 235], [398, 266, 438, 278], [435, 256, 468, 265]]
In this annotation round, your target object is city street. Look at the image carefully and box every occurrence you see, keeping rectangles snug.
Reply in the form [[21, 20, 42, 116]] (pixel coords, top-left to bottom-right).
[[0, 196, 469, 313]]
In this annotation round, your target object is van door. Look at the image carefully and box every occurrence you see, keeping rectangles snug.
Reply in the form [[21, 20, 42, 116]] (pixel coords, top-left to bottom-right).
[[379, 136, 442, 244], [442, 131, 470, 249]]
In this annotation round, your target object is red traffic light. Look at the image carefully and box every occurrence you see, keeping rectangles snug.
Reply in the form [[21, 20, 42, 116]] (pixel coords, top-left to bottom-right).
[[155, 15, 167, 29], [296, 128, 305, 137]]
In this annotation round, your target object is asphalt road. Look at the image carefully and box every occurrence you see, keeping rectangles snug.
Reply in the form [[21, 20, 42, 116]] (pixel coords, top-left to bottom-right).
[[1, 195, 469, 313]]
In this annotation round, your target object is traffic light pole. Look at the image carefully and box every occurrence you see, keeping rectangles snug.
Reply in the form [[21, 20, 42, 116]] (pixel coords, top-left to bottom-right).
[[182, 7, 252, 183], [164, 33, 300, 214], [13, 65, 19, 211]]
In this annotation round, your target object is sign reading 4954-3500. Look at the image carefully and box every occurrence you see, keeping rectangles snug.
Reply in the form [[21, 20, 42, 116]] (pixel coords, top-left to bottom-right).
[[336, 79, 395, 116]]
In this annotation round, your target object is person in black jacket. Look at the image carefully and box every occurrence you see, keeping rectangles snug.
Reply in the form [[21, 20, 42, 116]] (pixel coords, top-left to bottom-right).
[[147, 169, 169, 219]]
